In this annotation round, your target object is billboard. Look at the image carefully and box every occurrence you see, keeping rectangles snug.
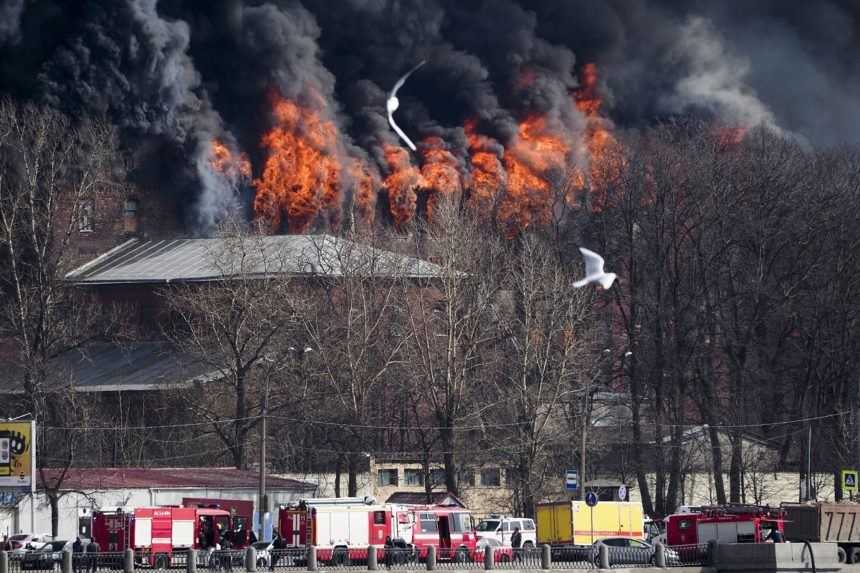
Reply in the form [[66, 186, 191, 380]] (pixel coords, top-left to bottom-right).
[[0, 421, 35, 491]]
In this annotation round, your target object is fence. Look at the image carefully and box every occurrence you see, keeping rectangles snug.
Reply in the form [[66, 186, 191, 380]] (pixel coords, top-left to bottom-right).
[[0, 543, 706, 573]]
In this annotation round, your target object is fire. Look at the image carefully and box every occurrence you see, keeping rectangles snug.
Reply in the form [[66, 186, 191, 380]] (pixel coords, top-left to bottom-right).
[[209, 140, 251, 183], [715, 127, 748, 149], [573, 63, 625, 212], [464, 120, 505, 210], [420, 136, 462, 218], [383, 144, 426, 226], [348, 159, 378, 226], [253, 96, 341, 233], [498, 116, 570, 235]]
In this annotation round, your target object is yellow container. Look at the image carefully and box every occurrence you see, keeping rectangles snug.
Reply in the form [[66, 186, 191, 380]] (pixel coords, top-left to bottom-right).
[[536, 501, 645, 545]]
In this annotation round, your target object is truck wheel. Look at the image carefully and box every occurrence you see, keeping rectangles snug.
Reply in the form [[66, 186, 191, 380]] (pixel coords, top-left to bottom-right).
[[257, 558, 266, 569], [523, 542, 534, 554], [849, 547, 860, 564], [155, 554, 170, 570], [837, 547, 847, 563], [332, 548, 350, 566], [455, 547, 469, 563]]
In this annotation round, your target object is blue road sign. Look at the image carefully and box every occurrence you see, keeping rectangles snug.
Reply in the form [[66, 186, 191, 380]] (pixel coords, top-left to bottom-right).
[[585, 491, 599, 507], [565, 469, 579, 492]]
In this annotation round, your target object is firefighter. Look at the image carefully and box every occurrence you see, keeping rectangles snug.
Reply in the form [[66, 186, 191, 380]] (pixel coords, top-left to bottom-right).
[[72, 538, 85, 573], [270, 530, 284, 571], [86, 538, 101, 573]]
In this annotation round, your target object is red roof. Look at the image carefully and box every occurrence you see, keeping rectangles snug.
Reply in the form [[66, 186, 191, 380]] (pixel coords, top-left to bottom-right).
[[37, 467, 316, 492]]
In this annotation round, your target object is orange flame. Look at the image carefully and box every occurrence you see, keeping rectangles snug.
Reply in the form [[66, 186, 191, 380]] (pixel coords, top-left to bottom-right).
[[253, 96, 341, 233], [464, 120, 505, 211], [498, 116, 570, 235], [420, 136, 462, 218], [209, 140, 251, 182], [573, 63, 625, 212], [383, 144, 426, 226], [348, 158, 378, 226]]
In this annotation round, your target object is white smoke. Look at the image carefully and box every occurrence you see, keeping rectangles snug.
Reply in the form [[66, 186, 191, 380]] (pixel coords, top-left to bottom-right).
[[663, 16, 781, 132]]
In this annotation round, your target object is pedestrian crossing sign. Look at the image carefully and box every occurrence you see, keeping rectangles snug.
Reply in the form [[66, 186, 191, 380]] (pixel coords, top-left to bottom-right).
[[843, 469, 858, 494]]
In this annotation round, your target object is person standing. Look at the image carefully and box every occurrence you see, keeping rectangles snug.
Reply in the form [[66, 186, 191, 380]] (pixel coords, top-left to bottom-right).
[[86, 539, 100, 573], [269, 530, 284, 571], [510, 527, 522, 562], [72, 538, 84, 573]]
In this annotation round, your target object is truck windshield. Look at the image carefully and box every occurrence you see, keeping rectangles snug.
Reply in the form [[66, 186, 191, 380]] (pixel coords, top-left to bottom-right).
[[477, 520, 500, 532]]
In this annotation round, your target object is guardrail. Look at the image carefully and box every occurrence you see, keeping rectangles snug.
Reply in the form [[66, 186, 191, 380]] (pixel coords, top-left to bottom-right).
[[0, 543, 707, 573]]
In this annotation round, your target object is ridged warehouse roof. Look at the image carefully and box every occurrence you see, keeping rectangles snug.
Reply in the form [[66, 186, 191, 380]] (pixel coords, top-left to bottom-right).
[[65, 235, 444, 285]]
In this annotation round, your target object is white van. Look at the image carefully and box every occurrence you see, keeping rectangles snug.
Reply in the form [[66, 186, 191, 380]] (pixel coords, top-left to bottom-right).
[[475, 516, 537, 549]]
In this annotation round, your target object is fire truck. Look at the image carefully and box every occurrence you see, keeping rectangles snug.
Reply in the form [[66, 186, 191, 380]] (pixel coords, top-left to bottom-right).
[[279, 497, 416, 565], [92, 506, 233, 568], [409, 504, 478, 562], [278, 498, 479, 564], [664, 505, 786, 546]]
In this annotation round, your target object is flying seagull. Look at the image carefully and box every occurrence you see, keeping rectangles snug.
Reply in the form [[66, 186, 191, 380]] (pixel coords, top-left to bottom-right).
[[387, 61, 426, 151], [573, 247, 617, 289]]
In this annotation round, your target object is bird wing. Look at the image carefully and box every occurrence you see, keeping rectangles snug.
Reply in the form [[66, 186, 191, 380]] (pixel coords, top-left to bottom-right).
[[389, 60, 427, 99], [388, 112, 417, 151], [579, 247, 605, 276]]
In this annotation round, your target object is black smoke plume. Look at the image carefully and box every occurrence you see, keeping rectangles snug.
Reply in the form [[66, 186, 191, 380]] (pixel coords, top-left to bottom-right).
[[0, 0, 857, 231]]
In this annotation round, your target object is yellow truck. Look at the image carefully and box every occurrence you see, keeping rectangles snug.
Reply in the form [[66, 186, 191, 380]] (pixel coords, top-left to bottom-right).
[[535, 500, 645, 546]]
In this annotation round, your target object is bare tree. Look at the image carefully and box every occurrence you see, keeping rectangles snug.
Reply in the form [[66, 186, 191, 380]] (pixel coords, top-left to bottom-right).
[[400, 197, 504, 494], [164, 220, 300, 469]]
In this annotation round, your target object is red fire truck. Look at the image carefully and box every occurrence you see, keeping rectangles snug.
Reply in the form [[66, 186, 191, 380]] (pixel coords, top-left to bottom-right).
[[410, 504, 478, 562], [665, 505, 786, 546], [279, 497, 416, 564], [92, 506, 232, 568], [278, 498, 479, 564]]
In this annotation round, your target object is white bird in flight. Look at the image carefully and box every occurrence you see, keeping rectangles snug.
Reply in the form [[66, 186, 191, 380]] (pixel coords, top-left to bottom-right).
[[387, 61, 426, 151], [573, 247, 617, 289]]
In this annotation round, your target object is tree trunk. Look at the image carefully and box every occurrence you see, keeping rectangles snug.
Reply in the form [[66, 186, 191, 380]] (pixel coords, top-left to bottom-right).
[[730, 434, 743, 503], [440, 425, 458, 495], [348, 454, 358, 497], [49, 492, 60, 537], [334, 456, 342, 497]]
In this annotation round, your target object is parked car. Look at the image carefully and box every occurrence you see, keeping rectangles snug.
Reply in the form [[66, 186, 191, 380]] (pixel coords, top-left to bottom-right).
[[8, 534, 53, 551], [594, 538, 680, 566], [475, 516, 537, 549], [252, 540, 274, 569], [22, 540, 71, 571]]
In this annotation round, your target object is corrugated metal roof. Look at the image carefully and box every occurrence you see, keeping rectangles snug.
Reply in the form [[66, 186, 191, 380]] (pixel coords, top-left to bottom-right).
[[38, 467, 316, 491], [0, 342, 218, 393], [65, 235, 444, 285], [384, 491, 466, 507]]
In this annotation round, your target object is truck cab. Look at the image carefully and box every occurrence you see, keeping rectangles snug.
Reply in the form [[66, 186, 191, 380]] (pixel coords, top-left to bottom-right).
[[410, 505, 478, 562], [475, 516, 537, 549]]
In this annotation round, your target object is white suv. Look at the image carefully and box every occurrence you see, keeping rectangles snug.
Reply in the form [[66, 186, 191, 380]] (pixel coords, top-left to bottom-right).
[[476, 517, 537, 549]]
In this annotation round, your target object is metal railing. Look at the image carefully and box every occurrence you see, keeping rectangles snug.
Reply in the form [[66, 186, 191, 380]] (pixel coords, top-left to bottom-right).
[[0, 544, 714, 572], [269, 549, 308, 570], [549, 546, 595, 569], [665, 544, 710, 567]]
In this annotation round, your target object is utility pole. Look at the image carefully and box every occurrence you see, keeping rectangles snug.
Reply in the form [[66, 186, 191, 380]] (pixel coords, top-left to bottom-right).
[[259, 382, 269, 536], [580, 374, 590, 501]]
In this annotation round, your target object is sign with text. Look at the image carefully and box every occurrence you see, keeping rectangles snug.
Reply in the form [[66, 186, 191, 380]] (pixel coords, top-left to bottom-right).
[[0, 421, 34, 491]]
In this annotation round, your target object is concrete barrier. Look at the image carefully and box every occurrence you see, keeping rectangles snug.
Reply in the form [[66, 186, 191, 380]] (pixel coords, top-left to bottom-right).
[[714, 542, 840, 572]]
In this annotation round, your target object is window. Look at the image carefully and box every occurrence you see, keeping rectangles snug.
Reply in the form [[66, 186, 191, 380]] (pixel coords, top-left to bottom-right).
[[450, 513, 471, 533], [523, 520, 536, 531], [431, 469, 446, 486], [501, 521, 511, 532], [378, 469, 398, 486], [476, 520, 500, 533], [78, 199, 94, 232], [480, 467, 501, 487], [505, 469, 518, 488], [458, 469, 475, 487], [419, 513, 438, 534], [374, 511, 386, 525], [123, 198, 139, 233], [404, 469, 424, 486]]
